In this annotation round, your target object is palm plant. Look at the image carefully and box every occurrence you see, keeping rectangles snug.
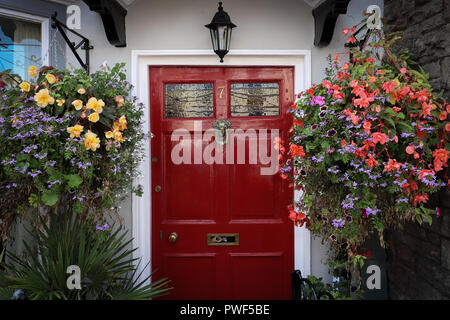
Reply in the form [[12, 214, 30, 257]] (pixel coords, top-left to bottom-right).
[[0, 212, 171, 300]]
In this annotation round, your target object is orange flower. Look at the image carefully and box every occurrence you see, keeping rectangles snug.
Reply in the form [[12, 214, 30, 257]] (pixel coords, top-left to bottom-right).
[[421, 102, 433, 118], [439, 112, 447, 121], [347, 35, 356, 44], [290, 144, 306, 158], [413, 194, 429, 206], [371, 132, 388, 145], [383, 159, 402, 172], [363, 121, 371, 135], [432, 148, 449, 171], [417, 169, 435, 180], [406, 145, 415, 154], [365, 154, 379, 168], [382, 81, 397, 94], [350, 112, 360, 125]]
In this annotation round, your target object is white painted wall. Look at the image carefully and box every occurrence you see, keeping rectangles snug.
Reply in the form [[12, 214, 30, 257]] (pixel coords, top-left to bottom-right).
[[66, 0, 383, 283]]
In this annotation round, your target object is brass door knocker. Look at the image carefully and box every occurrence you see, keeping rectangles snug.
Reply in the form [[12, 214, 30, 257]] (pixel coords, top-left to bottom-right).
[[212, 119, 232, 145]]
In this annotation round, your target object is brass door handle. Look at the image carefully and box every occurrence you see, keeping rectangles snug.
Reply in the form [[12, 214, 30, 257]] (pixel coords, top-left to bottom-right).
[[168, 232, 178, 243]]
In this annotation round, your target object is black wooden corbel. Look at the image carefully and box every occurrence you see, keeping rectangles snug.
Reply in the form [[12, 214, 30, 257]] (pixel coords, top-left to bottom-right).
[[82, 0, 127, 47], [312, 0, 351, 47]]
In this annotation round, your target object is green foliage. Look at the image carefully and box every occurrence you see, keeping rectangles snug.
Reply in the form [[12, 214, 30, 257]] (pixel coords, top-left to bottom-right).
[[304, 275, 352, 300], [0, 212, 171, 300]]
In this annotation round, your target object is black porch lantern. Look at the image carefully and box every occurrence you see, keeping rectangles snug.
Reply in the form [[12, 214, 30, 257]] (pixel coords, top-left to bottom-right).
[[205, 2, 237, 63]]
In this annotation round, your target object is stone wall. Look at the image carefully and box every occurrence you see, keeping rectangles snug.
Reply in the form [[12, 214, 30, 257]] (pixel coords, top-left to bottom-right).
[[383, 0, 450, 299]]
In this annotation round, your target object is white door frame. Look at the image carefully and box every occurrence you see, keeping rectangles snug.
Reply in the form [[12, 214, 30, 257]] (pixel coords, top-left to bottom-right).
[[130, 49, 312, 283]]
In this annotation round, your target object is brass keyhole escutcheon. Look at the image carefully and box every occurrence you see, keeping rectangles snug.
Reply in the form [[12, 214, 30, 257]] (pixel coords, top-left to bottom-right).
[[154, 185, 162, 192], [168, 232, 178, 243]]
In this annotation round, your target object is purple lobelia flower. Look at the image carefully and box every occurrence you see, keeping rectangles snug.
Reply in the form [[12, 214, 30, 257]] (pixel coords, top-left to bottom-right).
[[96, 223, 110, 231]]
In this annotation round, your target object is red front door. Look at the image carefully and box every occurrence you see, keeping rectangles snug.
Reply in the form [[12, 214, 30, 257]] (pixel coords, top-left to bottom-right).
[[150, 66, 294, 299]]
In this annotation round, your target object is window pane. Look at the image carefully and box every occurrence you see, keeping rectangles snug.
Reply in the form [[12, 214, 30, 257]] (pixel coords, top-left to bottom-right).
[[165, 83, 214, 118], [0, 15, 41, 80], [230, 82, 280, 117]]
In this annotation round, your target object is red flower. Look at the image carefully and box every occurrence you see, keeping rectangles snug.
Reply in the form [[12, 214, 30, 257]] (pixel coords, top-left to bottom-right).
[[371, 132, 388, 145], [322, 80, 332, 89], [366, 154, 379, 168], [342, 28, 350, 36], [363, 121, 371, 135], [421, 102, 433, 118], [293, 118, 304, 127], [405, 145, 415, 154], [413, 194, 429, 206], [354, 95, 374, 108], [347, 35, 356, 44], [382, 81, 397, 94], [417, 169, 434, 180], [383, 159, 402, 172], [290, 144, 306, 158], [432, 148, 449, 171]]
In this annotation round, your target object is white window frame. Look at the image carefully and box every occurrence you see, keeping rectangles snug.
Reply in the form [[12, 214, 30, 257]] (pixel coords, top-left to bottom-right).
[[130, 49, 312, 285], [0, 8, 50, 67]]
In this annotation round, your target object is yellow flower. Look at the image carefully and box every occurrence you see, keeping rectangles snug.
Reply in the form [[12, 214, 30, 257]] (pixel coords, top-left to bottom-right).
[[115, 95, 124, 107], [88, 112, 100, 123], [19, 82, 30, 92], [86, 97, 104, 113], [118, 115, 127, 130], [56, 99, 65, 106], [66, 124, 84, 138], [45, 73, 57, 84], [77, 88, 86, 94], [84, 130, 100, 151], [113, 121, 120, 131], [34, 88, 55, 108], [105, 131, 114, 139], [72, 99, 83, 110], [113, 130, 125, 144], [28, 66, 38, 77]]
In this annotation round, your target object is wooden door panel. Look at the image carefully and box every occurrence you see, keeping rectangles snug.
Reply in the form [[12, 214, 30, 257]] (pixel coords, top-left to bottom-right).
[[163, 253, 217, 299], [228, 165, 276, 219], [163, 133, 216, 221], [230, 253, 286, 299]]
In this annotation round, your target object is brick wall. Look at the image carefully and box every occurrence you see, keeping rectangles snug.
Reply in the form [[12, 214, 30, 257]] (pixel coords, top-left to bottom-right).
[[383, 0, 450, 299]]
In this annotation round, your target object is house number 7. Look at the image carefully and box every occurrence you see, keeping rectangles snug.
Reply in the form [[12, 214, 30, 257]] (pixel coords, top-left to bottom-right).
[[218, 86, 226, 99]]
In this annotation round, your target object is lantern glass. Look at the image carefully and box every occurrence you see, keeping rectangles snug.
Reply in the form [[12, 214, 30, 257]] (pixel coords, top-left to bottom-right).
[[218, 25, 227, 50], [205, 2, 236, 63]]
